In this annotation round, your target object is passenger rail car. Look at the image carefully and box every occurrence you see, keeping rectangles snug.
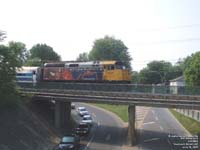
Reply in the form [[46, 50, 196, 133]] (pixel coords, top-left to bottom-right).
[[16, 67, 39, 83]]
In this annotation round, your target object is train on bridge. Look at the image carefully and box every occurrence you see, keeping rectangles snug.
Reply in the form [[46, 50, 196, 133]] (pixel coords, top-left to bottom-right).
[[16, 61, 131, 83]]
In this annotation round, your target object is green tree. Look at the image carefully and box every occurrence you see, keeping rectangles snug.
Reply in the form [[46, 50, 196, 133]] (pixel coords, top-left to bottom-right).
[[0, 35, 27, 106], [0, 31, 6, 41], [139, 68, 160, 84], [176, 56, 192, 72], [89, 36, 132, 69], [184, 51, 200, 86], [139, 60, 181, 84], [76, 52, 89, 61], [27, 44, 61, 66], [131, 71, 140, 83]]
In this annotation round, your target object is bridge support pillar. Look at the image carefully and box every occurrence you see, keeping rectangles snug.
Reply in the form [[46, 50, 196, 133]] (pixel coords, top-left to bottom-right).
[[63, 101, 71, 127], [128, 105, 136, 146], [55, 101, 71, 128]]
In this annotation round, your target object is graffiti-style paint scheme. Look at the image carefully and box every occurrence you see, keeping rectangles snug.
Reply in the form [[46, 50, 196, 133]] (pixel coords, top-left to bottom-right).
[[43, 68, 62, 80], [42, 61, 131, 82], [62, 69, 73, 80], [78, 70, 100, 80]]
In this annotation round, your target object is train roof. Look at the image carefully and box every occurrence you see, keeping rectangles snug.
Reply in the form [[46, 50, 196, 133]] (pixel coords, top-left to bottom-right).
[[100, 61, 118, 65], [44, 63, 65, 67], [44, 60, 124, 67], [64, 61, 101, 68], [16, 66, 39, 73]]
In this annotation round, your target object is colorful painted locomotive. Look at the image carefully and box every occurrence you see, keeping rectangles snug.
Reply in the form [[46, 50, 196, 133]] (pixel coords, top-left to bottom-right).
[[16, 61, 131, 83], [42, 61, 131, 82]]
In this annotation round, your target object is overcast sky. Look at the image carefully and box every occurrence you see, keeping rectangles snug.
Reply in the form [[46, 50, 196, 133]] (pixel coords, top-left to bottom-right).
[[1, 0, 200, 71]]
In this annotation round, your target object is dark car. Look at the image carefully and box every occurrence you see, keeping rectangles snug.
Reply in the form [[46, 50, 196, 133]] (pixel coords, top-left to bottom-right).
[[75, 122, 90, 136], [57, 134, 80, 150], [71, 103, 75, 109]]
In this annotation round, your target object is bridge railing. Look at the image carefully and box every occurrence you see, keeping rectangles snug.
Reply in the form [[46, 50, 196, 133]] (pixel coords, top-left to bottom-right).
[[16, 82, 200, 96]]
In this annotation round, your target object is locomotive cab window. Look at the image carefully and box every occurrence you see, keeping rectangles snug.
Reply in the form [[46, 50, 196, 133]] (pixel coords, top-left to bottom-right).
[[104, 65, 115, 70], [110, 65, 115, 70]]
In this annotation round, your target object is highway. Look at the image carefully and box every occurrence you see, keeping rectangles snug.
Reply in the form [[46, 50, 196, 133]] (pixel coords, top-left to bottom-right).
[[77, 105, 193, 150], [74, 103, 125, 150], [138, 108, 190, 150]]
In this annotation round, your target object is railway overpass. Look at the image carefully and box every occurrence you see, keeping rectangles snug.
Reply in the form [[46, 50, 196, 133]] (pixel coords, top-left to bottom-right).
[[18, 82, 200, 145]]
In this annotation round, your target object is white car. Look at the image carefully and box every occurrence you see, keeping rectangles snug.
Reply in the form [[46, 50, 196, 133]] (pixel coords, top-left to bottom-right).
[[81, 114, 93, 126], [77, 107, 89, 117]]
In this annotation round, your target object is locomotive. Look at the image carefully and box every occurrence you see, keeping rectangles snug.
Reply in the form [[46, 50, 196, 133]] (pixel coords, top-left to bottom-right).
[[16, 61, 131, 83]]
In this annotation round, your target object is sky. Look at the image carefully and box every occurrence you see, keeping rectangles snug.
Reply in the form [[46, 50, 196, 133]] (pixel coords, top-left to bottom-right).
[[1, 0, 200, 71]]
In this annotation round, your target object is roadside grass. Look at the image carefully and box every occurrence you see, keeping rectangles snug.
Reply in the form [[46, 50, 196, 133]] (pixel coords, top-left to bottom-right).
[[92, 103, 128, 122], [170, 109, 200, 135]]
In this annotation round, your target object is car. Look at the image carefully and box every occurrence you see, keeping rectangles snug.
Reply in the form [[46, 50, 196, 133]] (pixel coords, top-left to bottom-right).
[[75, 122, 90, 136], [81, 114, 93, 126], [77, 107, 89, 116], [57, 134, 80, 150], [71, 103, 75, 109]]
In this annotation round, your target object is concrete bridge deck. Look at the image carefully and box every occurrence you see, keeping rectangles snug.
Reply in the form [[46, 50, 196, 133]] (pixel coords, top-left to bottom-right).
[[20, 88, 200, 110]]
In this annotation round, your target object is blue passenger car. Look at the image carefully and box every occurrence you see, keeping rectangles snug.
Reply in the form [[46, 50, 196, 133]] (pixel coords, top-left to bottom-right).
[[16, 67, 39, 83]]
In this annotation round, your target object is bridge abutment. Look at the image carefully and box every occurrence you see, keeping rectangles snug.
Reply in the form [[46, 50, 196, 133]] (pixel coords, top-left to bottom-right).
[[55, 101, 71, 128], [128, 104, 136, 146]]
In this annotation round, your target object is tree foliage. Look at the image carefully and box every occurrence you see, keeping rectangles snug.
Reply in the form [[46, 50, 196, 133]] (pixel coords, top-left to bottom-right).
[[131, 71, 139, 83], [138, 61, 182, 84], [76, 52, 89, 61], [0, 34, 27, 106], [176, 56, 192, 72], [0, 31, 6, 41], [27, 44, 61, 66], [184, 51, 200, 86], [89, 36, 132, 69]]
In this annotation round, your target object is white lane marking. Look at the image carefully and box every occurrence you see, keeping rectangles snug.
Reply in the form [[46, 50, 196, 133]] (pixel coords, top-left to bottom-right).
[[152, 110, 155, 114], [144, 138, 160, 143], [92, 113, 96, 117], [167, 139, 171, 145], [84, 117, 99, 150], [155, 116, 159, 121], [84, 134, 95, 150], [143, 121, 155, 125], [105, 134, 111, 141], [159, 126, 164, 131]]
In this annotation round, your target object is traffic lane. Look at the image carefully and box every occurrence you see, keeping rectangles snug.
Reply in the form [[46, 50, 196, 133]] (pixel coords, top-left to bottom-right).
[[139, 108, 171, 150], [138, 108, 190, 150], [153, 108, 190, 136], [152, 108, 192, 149], [71, 107, 99, 150], [79, 103, 124, 150]]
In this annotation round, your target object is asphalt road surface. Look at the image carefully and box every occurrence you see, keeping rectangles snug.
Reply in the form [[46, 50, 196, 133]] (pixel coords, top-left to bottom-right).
[[74, 103, 125, 150], [73, 104, 194, 150], [138, 108, 191, 150]]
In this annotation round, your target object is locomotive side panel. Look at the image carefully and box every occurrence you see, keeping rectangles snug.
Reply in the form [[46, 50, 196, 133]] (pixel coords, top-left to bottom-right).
[[103, 69, 130, 81], [43, 67, 63, 81], [101, 61, 131, 82], [41, 60, 131, 83], [75, 69, 103, 81], [42, 67, 103, 81]]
